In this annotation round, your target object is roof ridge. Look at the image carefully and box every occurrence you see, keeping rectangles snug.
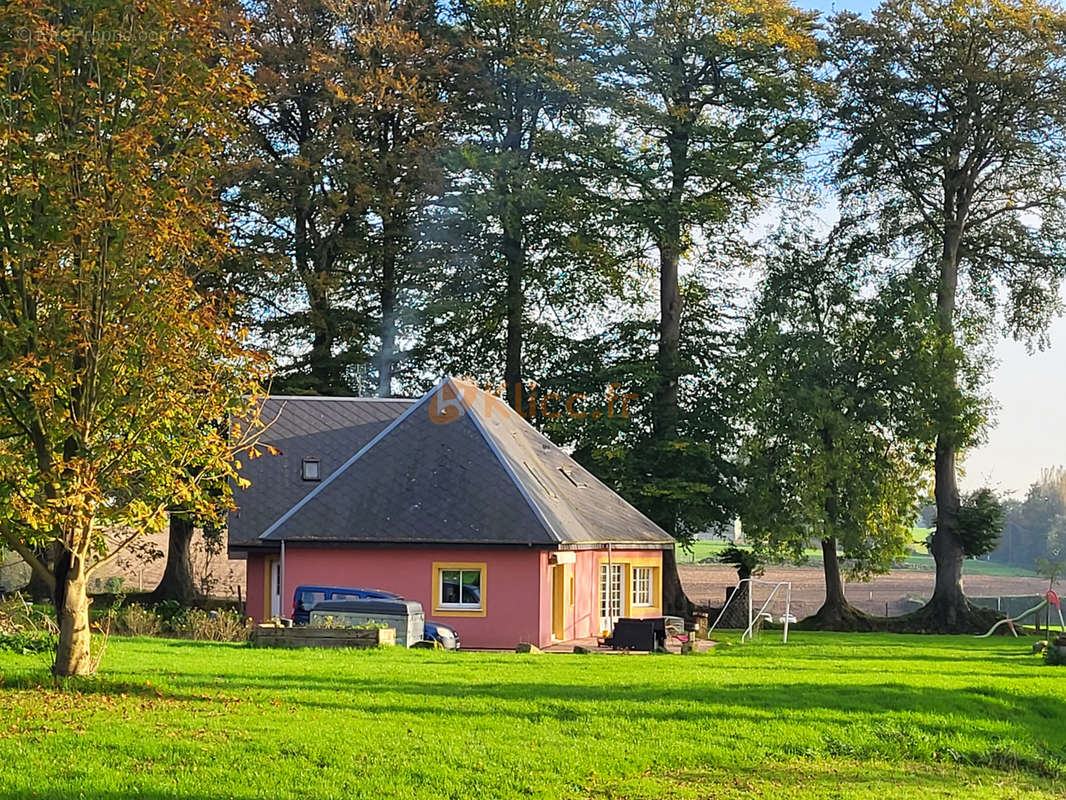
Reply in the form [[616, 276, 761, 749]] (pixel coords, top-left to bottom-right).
[[456, 382, 564, 545], [518, 420, 669, 534], [257, 381, 445, 540], [262, 395, 416, 403]]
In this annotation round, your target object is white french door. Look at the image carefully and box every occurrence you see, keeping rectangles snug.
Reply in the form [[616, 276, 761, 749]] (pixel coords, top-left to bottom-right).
[[599, 563, 623, 632]]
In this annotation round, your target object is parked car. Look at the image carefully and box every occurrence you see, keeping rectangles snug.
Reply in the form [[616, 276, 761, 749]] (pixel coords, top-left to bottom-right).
[[422, 620, 460, 650], [291, 584, 460, 649]]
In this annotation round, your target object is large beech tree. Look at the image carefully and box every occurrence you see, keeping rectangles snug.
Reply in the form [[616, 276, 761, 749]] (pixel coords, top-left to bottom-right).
[[0, 0, 266, 675], [427, 0, 616, 405], [832, 0, 1066, 630], [229, 0, 459, 397], [601, 0, 820, 441], [739, 232, 929, 629], [322, 0, 459, 396], [584, 0, 819, 612]]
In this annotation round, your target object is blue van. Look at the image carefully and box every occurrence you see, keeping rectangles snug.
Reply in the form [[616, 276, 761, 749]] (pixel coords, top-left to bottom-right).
[[291, 585, 460, 649], [291, 585, 397, 624]]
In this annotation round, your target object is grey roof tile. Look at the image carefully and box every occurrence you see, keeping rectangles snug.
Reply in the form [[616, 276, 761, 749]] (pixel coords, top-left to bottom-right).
[[228, 396, 413, 547], [233, 379, 674, 549]]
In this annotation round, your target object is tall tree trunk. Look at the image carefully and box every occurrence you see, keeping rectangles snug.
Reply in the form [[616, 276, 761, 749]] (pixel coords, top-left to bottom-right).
[[307, 280, 338, 392], [53, 546, 92, 677], [928, 432, 968, 625], [801, 537, 876, 631], [661, 546, 692, 617], [295, 165, 338, 393], [148, 514, 197, 605], [653, 125, 689, 441], [378, 220, 399, 398], [923, 220, 972, 630], [501, 192, 524, 408], [652, 170, 687, 609], [653, 235, 682, 441], [819, 537, 847, 618]]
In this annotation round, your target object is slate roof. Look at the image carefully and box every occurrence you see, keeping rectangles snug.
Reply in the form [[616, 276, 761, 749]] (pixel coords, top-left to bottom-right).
[[231, 378, 674, 549], [228, 396, 413, 547]]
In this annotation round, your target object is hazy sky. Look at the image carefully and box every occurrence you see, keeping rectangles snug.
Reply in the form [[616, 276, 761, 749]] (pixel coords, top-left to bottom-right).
[[801, 0, 1065, 495], [959, 318, 1066, 496]]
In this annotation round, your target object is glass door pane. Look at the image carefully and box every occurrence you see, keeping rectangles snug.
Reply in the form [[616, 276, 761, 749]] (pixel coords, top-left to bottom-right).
[[599, 563, 623, 632]]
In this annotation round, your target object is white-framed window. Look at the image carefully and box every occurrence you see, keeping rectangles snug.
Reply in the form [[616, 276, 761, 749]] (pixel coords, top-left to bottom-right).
[[631, 567, 653, 607], [439, 567, 482, 610]]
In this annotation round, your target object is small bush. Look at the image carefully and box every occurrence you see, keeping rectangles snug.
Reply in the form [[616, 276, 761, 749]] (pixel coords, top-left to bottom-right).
[[170, 608, 250, 642], [155, 599, 188, 627], [117, 604, 163, 637], [0, 630, 57, 654]]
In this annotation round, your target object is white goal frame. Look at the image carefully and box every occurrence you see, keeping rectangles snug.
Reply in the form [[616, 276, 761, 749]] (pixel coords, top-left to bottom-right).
[[707, 577, 793, 643]]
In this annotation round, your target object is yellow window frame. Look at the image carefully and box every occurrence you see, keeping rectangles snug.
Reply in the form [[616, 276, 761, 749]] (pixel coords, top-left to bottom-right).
[[431, 561, 487, 618]]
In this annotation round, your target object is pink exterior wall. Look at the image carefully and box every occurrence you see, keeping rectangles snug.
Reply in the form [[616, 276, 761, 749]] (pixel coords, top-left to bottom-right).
[[248, 546, 544, 649], [245, 556, 266, 625], [568, 549, 665, 639], [246, 544, 667, 649], [537, 548, 667, 642]]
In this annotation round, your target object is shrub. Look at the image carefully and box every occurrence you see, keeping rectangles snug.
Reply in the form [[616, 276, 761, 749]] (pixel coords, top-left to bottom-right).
[[155, 599, 188, 628], [170, 608, 250, 642], [957, 488, 1006, 558], [116, 604, 163, 637], [0, 630, 57, 654]]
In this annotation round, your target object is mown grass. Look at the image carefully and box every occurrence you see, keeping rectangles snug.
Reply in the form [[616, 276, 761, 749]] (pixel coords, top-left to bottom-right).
[[0, 633, 1063, 799]]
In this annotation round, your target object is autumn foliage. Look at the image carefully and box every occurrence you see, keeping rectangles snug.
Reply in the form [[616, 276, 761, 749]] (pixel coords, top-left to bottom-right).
[[0, 0, 267, 675]]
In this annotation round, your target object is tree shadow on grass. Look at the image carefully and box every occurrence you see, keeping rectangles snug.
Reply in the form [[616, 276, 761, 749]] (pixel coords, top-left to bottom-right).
[[3, 665, 1064, 790], [8, 665, 1065, 751]]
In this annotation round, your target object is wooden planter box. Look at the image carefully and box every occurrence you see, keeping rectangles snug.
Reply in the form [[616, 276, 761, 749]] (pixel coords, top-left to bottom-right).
[[251, 625, 396, 649]]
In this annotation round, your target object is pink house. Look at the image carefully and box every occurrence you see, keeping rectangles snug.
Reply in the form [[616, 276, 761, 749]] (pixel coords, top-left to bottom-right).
[[229, 378, 675, 649]]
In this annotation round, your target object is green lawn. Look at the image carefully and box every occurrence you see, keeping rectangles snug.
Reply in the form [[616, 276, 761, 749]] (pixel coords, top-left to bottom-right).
[[895, 554, 1039, 578], [1, 634, 1063, 798]]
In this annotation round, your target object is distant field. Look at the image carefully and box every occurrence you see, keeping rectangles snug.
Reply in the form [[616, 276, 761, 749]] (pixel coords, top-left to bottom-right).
[[0, 634, 1064, 798], [680, 536, 1037, 578]]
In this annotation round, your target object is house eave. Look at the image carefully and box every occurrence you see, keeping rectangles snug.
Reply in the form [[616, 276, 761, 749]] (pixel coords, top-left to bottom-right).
[[230, 538, 674, 553]]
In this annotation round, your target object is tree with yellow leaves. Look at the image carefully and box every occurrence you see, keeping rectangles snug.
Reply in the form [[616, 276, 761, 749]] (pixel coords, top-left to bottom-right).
[[0, 0, 268, 675]]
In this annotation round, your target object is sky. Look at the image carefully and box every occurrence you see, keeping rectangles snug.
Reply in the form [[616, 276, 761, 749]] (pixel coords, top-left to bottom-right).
[[799, 0, 1065, 496], [959, 317, 1066, 497]]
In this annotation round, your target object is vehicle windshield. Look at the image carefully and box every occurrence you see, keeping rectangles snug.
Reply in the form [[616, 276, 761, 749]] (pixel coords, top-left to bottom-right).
[[296, 590, 326, 611]]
